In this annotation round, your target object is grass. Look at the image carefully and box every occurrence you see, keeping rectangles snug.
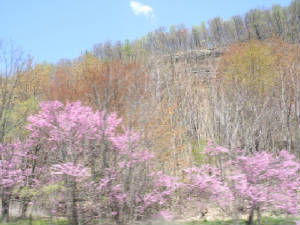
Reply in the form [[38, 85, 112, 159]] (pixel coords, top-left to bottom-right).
[[179, 216, 297, 225], [0, 217, 297, 225], [0, 218, 67, 225]]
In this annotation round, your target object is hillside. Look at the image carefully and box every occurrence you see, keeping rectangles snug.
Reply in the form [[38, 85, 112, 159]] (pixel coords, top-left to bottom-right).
[[0, 0, 299, 225]]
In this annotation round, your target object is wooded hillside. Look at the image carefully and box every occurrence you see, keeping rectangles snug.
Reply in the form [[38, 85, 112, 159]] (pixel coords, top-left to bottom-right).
[[0, 1, 299, 225]]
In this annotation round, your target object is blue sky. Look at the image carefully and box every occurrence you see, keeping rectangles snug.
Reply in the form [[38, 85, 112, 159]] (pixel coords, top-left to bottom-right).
[[1, 0, 292, 64]]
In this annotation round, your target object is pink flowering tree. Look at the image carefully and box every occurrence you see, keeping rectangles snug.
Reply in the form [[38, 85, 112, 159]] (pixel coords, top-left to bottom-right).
[[228, 149, 300, 225], [188, 143, 300, 225], [25, 101, 178, 225], [84, 128, 180, 224], [183, 165, 232, 218], [0, 142, 29, 222]]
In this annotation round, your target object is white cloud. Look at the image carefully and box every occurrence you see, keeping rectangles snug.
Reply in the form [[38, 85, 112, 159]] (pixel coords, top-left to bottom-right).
[[130, 1, 154, 17]]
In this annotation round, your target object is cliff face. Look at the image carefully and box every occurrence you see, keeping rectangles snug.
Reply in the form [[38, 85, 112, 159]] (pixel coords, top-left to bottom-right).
[[162, 48, 223, 80], [167, 48, 222, 62]]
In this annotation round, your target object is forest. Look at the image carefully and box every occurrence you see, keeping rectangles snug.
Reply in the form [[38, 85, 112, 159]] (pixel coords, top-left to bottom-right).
[[0, 0, 299, 225]]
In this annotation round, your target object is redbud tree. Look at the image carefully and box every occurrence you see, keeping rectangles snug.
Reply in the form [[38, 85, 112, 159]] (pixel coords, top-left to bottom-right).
[[25, 101, 178, 225], [228, 149, 300, 224], [184, 142, 299, 225]]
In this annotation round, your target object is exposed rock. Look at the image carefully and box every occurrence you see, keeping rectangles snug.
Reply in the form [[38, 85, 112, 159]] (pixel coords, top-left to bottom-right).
[[162, 48, 223, 80], [163, 48, 222, 63]]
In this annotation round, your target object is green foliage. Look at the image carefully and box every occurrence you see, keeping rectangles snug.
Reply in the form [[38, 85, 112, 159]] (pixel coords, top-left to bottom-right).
[[13, 182, 64, 201], [38, 182, 65, 195], [5, 96, 39, 141], [191, 140, 207, 166], [122, 39, 132, 57], [220, 40, 277, 95], [13, 187, 36, 199]]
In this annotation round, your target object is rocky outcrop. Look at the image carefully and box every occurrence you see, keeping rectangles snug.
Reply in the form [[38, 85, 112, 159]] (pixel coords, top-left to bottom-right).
[[166, 48, 222, 63], [162, 48, 223, 80]]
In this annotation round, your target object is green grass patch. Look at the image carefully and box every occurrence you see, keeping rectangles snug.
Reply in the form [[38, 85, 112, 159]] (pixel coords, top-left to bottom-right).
[[0, 216, 297, 225], [0, 218, 67, 225], [258, 216, 297, 225], [179, 216, 297, 225]]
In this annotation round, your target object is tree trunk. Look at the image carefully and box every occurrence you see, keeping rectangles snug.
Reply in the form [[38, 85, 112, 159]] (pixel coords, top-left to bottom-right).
[[232, 194, 240, 225], [247, 207, 255, 225], [1, 193, 10, 223], [68, 181, 79, 225], [256, 207, 261, 225], [20, 199, 29, 219]]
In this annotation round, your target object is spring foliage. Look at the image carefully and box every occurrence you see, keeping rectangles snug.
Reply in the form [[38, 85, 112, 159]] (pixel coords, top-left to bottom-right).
[[0, 101, 298, 225]]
